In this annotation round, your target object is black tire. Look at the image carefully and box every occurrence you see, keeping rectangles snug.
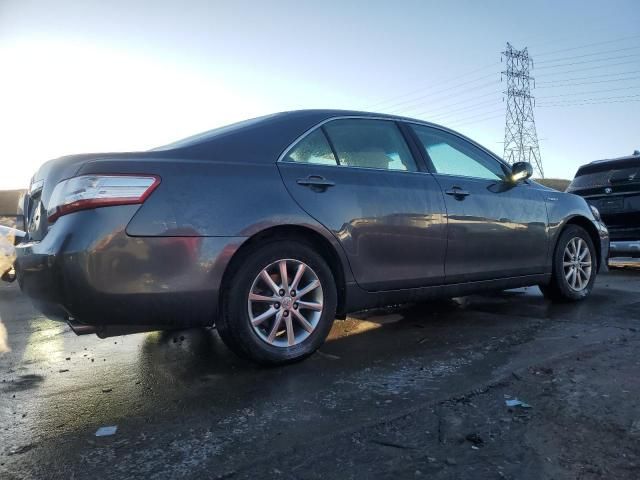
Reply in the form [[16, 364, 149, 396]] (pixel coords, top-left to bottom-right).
[[217, 240, 337, 365], [539, 225, 597, 302]]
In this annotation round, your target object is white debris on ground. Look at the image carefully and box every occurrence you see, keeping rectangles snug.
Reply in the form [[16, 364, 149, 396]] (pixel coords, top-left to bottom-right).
[[0, 225, 23, 354], [0, 225, 23, 274], [0, 316, 9, 353]]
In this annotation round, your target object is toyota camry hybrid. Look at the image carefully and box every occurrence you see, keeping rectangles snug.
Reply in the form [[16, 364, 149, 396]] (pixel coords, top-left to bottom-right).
[[13, 110, 609, 364]]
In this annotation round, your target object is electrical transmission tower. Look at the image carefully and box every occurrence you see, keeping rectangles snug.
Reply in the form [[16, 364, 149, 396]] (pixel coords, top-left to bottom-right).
[[502, 43, 544, 177]]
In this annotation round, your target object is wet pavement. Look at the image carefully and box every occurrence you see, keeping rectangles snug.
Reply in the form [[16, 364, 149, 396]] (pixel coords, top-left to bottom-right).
[[1, 264, 639, 479]]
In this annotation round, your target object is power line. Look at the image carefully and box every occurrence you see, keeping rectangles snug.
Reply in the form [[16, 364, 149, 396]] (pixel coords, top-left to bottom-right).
[[383, 84, 500, 116], [398, 88, 501, 117], [537, 71, 640, 87], [533, 60, 640, 77], [394, 72, 638, 123], [368, 34, 640, 115], [534, 33, 640, 57], [380, 81, 498, 115], [416, 81, 639, 123], [538, 85, 639, 99], [537, 76, 640, 89], [536, 45, 640, 64], [367, 62, 499, 110], [411, 90, 501, 117], [427, 97, 504, 121], [428, 37, 640, 137], [539, 93, 640, 104], [538, 93, 640, 106], [448, 113, 504, 128], [538, 98, 640, 107], [404, 61, 638, 116], [381, 76, 499, 114], [524, 24, 636, 50], [535, 53, 640, 70], [538, 69, 640, 83], [369, 35, 638, 138], [435, 107, 505, 127], [424, 98, 502, 121]]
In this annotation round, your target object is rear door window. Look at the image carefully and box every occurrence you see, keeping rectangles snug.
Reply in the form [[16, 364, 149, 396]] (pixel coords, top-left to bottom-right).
[[282, 129, 338, 166], [323, 119, 418, 172]]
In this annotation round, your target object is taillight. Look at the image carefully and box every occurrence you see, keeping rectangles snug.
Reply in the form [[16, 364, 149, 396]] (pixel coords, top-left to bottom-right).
[[47, 174, 160, 222]]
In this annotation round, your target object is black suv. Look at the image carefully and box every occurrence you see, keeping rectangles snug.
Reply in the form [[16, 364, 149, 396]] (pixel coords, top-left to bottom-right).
[[568, 151, 640, 258]]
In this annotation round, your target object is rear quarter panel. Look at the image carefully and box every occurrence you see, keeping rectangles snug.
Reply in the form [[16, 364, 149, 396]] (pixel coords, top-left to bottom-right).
[[76, 157, 355, 281]]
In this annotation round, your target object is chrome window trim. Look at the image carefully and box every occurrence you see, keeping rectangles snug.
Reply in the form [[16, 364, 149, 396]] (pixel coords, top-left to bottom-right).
[[278, 116, 396, 163], [430, 171, 504, 182], [275, 160, 435, 177], [278, 116, 419, 173], [277, 115, 512, 180]]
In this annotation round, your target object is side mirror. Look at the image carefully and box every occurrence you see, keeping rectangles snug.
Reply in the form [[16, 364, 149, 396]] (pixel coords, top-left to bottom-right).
[[510, 162, 533, 183]]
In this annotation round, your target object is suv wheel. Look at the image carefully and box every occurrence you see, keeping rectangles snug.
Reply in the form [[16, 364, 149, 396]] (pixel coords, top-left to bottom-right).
[[218, 241, 337, 365], [540, 225, 597, 302]]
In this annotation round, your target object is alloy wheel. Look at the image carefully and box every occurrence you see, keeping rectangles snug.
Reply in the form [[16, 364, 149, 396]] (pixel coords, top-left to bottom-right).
[[248, 259, 324, 347], [562, 237, 592, 292]]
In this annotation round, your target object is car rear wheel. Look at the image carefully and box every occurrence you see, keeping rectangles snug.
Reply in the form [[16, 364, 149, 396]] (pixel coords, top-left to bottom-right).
[[218, 240, 337, 365], [540, 225, 597, 302]]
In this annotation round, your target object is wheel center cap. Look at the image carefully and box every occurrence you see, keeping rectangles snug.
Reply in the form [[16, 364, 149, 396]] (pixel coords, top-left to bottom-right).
[[282, 296, 293, 309]]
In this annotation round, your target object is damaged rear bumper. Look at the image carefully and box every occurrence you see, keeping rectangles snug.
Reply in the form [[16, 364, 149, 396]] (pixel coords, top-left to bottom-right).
[[14, 206, 246, 331]]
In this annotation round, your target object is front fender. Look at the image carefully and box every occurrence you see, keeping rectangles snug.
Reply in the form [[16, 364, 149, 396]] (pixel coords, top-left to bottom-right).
[[544, 192, 609, 271]]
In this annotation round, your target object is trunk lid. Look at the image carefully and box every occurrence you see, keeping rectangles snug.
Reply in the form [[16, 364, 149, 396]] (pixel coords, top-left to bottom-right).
[[24, 151, 159, 241]]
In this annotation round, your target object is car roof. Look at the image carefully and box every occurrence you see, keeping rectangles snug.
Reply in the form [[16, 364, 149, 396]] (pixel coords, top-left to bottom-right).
[[156, 109, 443, 151], [588, 152, 640, 165], [152, 109, 502, 166], [273, 109, 450, 128], [277, 108, 426, 121], [576, 152, 640, 175]]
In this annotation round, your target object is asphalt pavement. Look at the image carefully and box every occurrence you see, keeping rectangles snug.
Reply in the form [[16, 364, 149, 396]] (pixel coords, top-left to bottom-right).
[[1, 264, 639, 479]]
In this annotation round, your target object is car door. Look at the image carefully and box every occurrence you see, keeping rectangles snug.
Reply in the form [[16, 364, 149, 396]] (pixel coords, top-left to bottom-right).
[[277, 118, 447, 291], [409, 124, 549, 283]]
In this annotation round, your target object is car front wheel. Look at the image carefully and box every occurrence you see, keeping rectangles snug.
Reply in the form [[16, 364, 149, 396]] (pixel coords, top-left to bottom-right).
[[540, 225, 597, 302], [217, 240, 337, 365]]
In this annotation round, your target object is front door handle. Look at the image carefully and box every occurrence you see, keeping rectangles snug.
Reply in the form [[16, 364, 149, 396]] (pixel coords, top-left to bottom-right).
[[296, 175, 336, 190], [445, 187, 470, 198]]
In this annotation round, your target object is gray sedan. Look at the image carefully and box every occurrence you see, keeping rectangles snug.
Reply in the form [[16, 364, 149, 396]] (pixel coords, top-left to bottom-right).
[[13, 110, 609, 364]]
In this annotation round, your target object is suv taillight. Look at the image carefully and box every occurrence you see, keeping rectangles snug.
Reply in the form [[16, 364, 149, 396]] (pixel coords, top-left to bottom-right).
[[47, 174, 160, 222]]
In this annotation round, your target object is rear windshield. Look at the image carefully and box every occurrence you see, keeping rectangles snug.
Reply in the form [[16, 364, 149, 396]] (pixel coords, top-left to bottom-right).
[[151, 113, 281, 151], [567, 157, 640, 192]]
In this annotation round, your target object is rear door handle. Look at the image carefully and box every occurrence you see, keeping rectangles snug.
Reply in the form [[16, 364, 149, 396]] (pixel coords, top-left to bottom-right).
[[296, 176, 336, 189], [445, 187, 470, 197]]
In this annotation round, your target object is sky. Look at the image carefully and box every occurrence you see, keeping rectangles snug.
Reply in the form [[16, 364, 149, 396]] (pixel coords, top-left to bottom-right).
[[0, 0, 638, 189]]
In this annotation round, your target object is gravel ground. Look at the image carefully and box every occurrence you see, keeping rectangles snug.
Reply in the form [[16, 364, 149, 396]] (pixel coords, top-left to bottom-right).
[[1, 264, 639, 479]]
